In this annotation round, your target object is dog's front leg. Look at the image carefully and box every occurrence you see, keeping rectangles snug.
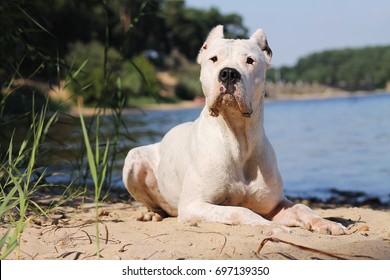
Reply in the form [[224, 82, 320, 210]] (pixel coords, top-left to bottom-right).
[[270, 200, 347, 235], [178, 200, 290, 235]]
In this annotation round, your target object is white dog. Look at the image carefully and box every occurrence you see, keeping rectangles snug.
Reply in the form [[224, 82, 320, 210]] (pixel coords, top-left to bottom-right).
[[123, 25, 346, 235]]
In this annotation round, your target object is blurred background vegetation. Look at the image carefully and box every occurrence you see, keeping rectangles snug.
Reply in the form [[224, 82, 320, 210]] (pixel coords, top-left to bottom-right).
[[1, 0, 389, 110], [0, 0, 248, 108], [268, 46, 390, 90]]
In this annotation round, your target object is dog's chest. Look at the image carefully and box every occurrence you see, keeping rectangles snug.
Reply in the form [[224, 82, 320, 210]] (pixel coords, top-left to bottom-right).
[[219, 174, 274, 211]]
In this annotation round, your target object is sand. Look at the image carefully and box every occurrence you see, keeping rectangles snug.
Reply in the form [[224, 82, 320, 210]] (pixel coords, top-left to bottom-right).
[[3, 93, 390, 260], [2, 195, 389, 260]]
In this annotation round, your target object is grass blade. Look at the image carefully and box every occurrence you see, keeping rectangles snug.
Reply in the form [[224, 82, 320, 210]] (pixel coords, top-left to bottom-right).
[[78, 104, 99, 187]]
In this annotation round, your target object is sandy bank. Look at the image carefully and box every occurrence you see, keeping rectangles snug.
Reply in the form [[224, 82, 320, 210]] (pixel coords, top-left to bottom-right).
[[2, 197, 389, 260]]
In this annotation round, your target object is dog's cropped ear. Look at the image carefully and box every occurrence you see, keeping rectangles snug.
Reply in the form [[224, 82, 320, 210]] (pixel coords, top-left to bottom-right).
[[197, 25, 224, 64], [250, 29, 272, 67]]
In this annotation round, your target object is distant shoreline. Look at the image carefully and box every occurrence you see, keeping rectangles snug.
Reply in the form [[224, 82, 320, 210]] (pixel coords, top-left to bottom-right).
[[68, 91, 390, 117], [267, 90, 389, 102]]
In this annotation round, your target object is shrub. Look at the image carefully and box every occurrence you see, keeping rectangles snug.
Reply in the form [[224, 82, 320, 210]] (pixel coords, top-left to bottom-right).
[[175, 76, 202, 100], [1, 86, 47, 116], [123, 55, 161, 99], [66, 41, 119, 105], [66, 41, 161, 106]]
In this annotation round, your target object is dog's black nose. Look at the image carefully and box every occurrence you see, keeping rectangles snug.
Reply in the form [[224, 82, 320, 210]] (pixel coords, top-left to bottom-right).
[[219, 67, 241, 84]]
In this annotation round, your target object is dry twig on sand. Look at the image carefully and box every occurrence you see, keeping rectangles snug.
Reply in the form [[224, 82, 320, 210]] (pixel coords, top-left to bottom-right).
[[257, 237, 375, 260]]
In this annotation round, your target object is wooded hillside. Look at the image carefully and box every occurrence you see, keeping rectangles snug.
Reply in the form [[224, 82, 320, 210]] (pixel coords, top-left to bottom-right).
[[268, 46, 390, 90], [0, 0, 248, 106], [1, 0, 389, 109]]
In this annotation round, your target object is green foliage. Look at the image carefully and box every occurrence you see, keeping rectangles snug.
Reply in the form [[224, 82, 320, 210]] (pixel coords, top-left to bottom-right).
[[0, 99, 58, 259], [124, 55, 161, 98], [78, 105, 110, 259], [162, 1, 248, 60], [175, 76, 202, 100], [66, 41, 121, 105], [1, 0, 248, 105], [1, 86, 49, 116], [0, 0, 68, 89], [269, 46, 390, 90], [66, 41, 160, 105]]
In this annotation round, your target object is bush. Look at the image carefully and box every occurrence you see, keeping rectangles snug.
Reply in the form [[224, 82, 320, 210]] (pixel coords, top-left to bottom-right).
[[1, 86, 48, 115], [123, 55, 161, 100], [175, 76, 202, 100], [66, 41, 161, 106], [66, 41, 119, 105]]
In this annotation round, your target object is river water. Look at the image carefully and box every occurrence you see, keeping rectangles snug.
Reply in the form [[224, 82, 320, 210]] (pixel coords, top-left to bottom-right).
[[264, 94, 390, 202], [40, 93, 390, 203], [120, 94, 390, 201]]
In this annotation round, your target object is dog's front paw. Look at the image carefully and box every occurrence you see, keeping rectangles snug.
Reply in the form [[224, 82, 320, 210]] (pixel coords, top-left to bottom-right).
[[136, 211, 163, 222], [258, 224, 291, 236], [307, 218, 347, 235]]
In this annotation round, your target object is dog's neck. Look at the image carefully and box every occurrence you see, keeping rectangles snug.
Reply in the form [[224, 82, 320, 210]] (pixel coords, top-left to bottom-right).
[[205, 95, 265, 161]]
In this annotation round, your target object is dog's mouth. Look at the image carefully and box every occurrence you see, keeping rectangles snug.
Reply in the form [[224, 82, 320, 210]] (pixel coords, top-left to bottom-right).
[[209, 88, 253, 118]]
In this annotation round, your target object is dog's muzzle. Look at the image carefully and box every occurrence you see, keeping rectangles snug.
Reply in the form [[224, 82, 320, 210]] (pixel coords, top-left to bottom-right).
[[219, 67, 241, 91], [209, 67, 252, 118]]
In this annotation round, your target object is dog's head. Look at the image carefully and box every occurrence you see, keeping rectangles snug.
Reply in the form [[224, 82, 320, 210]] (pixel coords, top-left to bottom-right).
[[197, 25, 272, 118]]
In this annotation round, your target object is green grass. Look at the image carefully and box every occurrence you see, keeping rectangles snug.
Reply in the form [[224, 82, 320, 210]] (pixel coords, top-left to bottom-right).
[[0, 99, 57, 259], [0, 98, 114, 260], [0, 1, 143, 259], [78, 103, 110, 259]]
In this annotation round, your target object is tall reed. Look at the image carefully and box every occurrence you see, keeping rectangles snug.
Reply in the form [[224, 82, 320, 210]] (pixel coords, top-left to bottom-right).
[[78, 104, 110, 259], [0, 99, 57, 259]]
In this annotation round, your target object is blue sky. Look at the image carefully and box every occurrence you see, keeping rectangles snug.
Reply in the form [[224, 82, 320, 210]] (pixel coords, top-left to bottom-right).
[[185, 0, 390, 67]]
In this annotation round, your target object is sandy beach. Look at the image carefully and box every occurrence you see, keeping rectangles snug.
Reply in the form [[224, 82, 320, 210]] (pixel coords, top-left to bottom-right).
[[2, 92, 390, 260], [2, 190, 389, 260]]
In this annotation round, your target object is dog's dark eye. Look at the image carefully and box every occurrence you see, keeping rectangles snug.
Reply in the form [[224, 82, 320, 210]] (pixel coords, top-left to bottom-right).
[[210, 56, 218, 63], [246, 57, 255, 65]]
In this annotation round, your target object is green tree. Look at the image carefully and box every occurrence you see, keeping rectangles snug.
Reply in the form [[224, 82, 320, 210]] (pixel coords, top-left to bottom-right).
[[162, 0, 248, 60], [1, 0, 249, 104], [270, 46, 390, 90]]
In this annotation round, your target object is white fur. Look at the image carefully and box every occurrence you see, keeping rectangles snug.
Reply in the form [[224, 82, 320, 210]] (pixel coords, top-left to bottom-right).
[[123, 25, 346, 235]]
